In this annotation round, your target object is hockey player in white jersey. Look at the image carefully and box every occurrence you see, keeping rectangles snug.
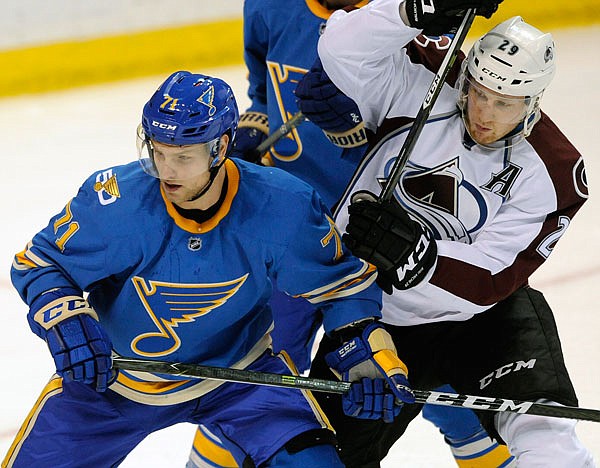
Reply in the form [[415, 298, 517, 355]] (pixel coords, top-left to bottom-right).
[[298, 0, 596, 466], [187, 1, 513, 467], [3, 70, 417, 468]]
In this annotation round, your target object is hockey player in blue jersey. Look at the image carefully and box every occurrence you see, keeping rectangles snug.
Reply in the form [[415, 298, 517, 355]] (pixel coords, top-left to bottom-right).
[[3, 70, 416, 468], [188, 1, 514, 467], [188, 0, 512, 468]]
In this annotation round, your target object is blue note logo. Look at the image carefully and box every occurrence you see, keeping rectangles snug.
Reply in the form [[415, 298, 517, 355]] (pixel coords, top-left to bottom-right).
[[130, 275, 248, 357], [197, 86, 216, 116]]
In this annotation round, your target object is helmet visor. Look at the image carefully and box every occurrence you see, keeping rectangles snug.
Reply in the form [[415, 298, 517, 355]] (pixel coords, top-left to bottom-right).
[[462, 74, 529, 125], [458, 73, 536, 147], [136, 124, 219, 179]]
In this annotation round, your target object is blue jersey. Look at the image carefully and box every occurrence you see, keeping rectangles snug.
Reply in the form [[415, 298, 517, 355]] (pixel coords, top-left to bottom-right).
[[243, 0, 368, 208], [12, 159, 380, 404]]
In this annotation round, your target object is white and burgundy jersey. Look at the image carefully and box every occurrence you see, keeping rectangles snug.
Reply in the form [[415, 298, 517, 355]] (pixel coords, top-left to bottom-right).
[[319, 0, 588, 325]]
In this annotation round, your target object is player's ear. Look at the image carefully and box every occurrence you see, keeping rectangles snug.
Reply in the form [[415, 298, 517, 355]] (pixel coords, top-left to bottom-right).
[[219, 133, 230, 157]]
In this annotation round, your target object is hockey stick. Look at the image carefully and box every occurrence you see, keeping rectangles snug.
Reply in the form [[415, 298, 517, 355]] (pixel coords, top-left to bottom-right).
[[249, 111, 306, 161], [379, 9, 476, 202], [112, 356, 600, 423]]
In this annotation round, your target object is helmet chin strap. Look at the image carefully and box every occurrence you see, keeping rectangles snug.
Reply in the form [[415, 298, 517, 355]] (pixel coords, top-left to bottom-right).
[[186, 158, 225, 203]]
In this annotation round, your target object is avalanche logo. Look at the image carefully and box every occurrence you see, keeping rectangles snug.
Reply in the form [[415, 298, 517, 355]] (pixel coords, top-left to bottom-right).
[[130, 274, 248, 357], [378, 157, 488, 243]]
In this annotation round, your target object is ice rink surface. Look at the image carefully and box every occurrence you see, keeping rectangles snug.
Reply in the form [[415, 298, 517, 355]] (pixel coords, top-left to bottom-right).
[[1, 26, 598, 467]]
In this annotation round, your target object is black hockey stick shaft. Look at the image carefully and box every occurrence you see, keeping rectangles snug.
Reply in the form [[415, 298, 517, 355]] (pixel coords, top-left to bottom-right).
[[379, 9, 476, 202], [252, 111, 306, 157], [112, 357, 600, 423], [113, 356, 347, 393]]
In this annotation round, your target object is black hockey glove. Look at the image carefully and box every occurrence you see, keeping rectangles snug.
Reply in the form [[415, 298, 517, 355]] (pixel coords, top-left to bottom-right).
[[295, 58, 367, 148], [342, 191, 437, 294], [404, 0, 503, 35]]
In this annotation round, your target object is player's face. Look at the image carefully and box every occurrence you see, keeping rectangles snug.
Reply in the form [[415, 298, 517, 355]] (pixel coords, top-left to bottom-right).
[[151, 141, 214, 204], [465, 81, 528, 145]]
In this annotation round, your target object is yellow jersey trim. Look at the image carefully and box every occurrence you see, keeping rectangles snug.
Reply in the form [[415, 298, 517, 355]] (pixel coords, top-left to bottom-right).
[[160, 159, 240, 234], [304, 0, 369, 20], [3, 376, 63, 467]]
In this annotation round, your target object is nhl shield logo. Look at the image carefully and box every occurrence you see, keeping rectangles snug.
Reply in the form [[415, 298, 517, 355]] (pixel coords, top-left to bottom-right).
[[188, 237, 202, 251]]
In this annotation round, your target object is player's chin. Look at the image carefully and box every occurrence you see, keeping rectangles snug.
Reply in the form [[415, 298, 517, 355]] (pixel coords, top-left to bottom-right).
[[471, 128, 497, 146]]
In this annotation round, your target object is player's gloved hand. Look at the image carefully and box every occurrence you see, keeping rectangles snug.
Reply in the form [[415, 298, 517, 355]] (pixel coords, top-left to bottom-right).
[[28, 288, 115, 392], [325, 321, 414, 423], [342, 191, 437, 294], [344, 378, 402, 423], [295, 58, 367, 148], [230, 111, 269, 164], [404, 0, 503, 35]]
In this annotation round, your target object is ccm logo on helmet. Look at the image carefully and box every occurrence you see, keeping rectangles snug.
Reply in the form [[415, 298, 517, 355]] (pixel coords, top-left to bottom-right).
[[482, 68, 507, 81], [152, 121, 177, 130]]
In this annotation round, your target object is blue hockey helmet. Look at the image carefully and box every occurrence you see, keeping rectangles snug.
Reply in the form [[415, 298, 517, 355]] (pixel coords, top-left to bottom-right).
[[141, 71, 239, 146], [138, 71, 239, 178]]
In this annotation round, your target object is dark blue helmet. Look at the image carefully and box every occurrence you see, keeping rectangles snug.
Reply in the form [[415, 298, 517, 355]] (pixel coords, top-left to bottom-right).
[[141, 71, 239, 147]]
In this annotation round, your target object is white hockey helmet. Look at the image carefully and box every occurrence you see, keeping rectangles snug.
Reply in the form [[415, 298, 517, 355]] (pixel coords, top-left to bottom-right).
[[467, 16, 556, 97], [457, 17, 556, 146]]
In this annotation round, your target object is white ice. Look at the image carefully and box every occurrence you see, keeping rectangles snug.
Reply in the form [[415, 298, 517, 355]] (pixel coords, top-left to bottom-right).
[[1, 26, 599, 467]]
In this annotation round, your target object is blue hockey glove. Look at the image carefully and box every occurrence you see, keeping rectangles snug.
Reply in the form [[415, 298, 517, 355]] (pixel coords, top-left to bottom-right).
[[295, 58, 367, 148], [343, 191, 437, 294], [230, 111, 269, 164], [28, 288, 114, 392], [326, 321, 414, 422], [345, 378, 402, 423], [404, 0, 502, 35]]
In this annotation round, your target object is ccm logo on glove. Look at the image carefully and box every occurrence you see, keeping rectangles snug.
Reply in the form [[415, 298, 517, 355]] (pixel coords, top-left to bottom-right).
[[338, 340, 359, 359], [34, 296, 98, 330]]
